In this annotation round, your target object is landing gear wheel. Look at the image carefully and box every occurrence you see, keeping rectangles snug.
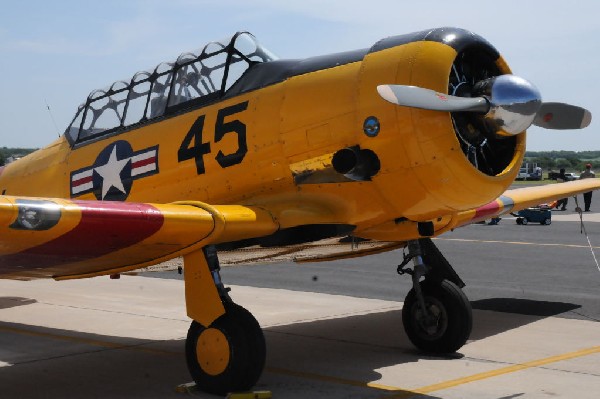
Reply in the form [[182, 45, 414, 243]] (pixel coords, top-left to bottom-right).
[[402, 279, 472, 353], [186, 302, 266, 395]]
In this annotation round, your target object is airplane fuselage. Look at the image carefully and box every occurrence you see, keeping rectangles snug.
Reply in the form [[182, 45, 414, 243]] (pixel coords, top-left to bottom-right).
[[0, 28, 525, 243]]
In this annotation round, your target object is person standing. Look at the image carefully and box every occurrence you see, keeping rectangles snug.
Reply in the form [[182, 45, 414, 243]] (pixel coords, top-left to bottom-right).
[[556, 168, 568, 211], [579, 163, 596, 212]]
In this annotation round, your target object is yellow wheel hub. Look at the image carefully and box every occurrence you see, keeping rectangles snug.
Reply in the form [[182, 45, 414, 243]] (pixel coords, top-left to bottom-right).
[[196, 328, 230, 376]]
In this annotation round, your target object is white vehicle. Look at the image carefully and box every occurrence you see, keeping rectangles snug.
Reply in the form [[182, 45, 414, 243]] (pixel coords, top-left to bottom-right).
[[518, 168, 529, 179], [517, 162, 541, 180], [564, 173, 579, 181]]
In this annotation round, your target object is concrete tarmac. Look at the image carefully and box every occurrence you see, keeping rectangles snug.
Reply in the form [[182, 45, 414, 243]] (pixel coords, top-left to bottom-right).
[[1, 210, 599, 398]]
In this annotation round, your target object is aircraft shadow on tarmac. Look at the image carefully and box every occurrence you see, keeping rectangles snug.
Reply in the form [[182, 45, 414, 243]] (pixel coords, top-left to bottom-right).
[[0, 320, 190, 399], [0, 298, 580, 398], [265, 300, 583, 399], [0, 297, 37, 310], [262, 299, 580, 385], [471, 297, 581, 317], [469, 298, 581, 341], [0, 317, 443, 399]]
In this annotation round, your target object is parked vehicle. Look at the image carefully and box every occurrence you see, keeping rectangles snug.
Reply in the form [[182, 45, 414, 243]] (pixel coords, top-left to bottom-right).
[[517, 162, 542, 180], [548, 171, 578, 181], [517, 168, 529, 180], [514, 207, 552, 225]]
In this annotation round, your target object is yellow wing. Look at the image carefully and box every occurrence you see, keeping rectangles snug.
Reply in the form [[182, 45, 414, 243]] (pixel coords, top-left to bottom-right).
[[455, 179, 600, 227], [0, 196, 278, 280]]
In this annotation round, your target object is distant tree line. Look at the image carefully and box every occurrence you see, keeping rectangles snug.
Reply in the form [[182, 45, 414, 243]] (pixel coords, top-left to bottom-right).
[[0, 147, 37, 166], [524, 150, 600, 172]]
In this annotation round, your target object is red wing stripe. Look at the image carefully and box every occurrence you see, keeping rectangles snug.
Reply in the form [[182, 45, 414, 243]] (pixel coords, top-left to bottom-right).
[[0, 201, 164, 272], [474, 200, 500, 219], [470, 196, 515, 224]]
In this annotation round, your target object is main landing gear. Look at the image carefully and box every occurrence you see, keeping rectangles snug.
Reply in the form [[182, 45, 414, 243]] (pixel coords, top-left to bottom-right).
[[183, 240, 471, 394], [397, 239, 472, 353], [184, 246, 266, 396]]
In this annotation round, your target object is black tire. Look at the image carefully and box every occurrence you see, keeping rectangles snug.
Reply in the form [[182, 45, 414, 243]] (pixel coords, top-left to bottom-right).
[[516, 218, 523, 225], [521, 218, 529, 225], [185, 302, 266, 396], [402, 279, 472, 353], [543, 218, 551, 225]]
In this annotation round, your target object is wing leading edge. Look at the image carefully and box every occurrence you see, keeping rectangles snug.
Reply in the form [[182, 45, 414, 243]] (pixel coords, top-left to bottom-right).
[[0, 196, 278, 280], [456, 179, 600, 227]]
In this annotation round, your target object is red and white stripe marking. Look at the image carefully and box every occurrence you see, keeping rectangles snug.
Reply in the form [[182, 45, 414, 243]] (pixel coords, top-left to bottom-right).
[[131, 149, 157, 177], [71, 169, 94, 195]]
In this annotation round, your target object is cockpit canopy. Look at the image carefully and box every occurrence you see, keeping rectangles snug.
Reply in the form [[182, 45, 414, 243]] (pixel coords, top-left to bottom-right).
[[65, 32, 277, 144]]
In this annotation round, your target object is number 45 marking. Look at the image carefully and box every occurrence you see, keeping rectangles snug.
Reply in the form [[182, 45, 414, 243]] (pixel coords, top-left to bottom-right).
[[178, 101, 249, 174]]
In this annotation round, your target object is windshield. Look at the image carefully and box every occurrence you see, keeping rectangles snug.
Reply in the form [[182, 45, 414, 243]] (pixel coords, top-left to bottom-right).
[[65, 32, 277, 144]]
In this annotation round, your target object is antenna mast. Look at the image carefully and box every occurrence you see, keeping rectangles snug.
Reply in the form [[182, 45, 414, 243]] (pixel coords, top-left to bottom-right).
[[44, 98, 61, 138]]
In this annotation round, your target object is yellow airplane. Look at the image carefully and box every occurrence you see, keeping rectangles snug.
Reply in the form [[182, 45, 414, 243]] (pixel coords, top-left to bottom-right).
[[0, 27, 597, 395]]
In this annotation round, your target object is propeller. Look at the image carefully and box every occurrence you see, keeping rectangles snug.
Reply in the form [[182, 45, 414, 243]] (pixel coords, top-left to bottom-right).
[[377, 74, 592, 135]]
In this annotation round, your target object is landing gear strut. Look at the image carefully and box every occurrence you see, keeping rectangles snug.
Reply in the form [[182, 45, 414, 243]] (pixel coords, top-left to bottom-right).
[[398, 239, 472, 353], [184, 246, 266, 396]]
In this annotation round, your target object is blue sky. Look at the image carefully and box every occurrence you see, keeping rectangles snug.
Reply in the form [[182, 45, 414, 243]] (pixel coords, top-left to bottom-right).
[[1, 0, 598, 150]]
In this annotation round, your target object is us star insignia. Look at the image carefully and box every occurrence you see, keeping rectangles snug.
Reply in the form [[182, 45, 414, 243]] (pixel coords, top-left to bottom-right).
[[70, 140, 159, 200]]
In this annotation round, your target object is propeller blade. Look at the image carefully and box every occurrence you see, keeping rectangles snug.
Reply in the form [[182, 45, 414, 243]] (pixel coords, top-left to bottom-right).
[[533, 102, 592, 130], [377, 84, 489, 113]]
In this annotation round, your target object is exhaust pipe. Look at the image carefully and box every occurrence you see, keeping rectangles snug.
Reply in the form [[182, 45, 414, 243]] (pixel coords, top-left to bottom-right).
[[332, 146, 380, 181]]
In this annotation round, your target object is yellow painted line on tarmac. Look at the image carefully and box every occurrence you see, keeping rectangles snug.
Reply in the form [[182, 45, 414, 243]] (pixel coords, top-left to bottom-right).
[[268, 346, 600, 398], [0, 325, 178, 355], [384, 346, 600, 398], [435, 237, 600, 249]]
